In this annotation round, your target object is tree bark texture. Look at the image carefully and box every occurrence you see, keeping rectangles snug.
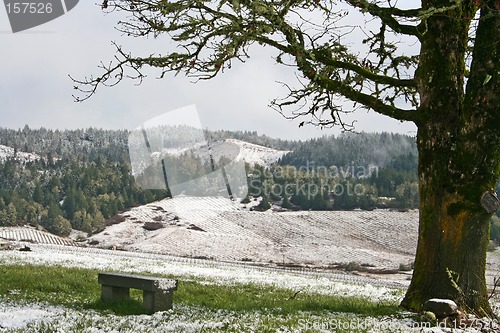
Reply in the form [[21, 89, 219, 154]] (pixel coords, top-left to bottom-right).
[[402, 1, 499, 316]]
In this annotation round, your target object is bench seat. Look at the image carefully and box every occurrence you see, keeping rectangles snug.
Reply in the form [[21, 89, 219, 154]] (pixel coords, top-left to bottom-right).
[[98, 272, 178, 313]]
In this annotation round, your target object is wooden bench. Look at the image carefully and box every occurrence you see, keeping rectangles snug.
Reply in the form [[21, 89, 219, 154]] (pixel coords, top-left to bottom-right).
[[98, 272, 178, 313]]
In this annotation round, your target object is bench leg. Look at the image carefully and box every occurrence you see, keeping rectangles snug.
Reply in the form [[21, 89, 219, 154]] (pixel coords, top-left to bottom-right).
[[143, 290, 174, 313], [101, 285, 130, 302]]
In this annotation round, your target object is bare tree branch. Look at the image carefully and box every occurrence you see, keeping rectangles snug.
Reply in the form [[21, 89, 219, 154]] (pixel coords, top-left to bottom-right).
[[72, 0, 420, 125], [344, 0, 422, 38]]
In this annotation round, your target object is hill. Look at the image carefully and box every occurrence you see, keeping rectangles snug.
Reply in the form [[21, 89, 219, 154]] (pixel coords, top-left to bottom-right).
[[89, 196, 419, 269], [0, 126, 495, 237], [279, 132, 417, 170]]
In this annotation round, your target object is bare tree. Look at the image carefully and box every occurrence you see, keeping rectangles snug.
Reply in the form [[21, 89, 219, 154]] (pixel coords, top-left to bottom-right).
[[72, 0, 500, 316]]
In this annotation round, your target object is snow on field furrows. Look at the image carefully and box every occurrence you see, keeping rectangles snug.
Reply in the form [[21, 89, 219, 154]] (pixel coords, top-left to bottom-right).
[[87, 196, 500, 289], [1, 196, 498, 285], [0, 228, 77, 247], [89, 196, 419, 269]]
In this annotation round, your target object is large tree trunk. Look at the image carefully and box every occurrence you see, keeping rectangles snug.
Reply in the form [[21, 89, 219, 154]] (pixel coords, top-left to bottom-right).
[[401, 2, 499, 317], [401, 125, 494, 316]]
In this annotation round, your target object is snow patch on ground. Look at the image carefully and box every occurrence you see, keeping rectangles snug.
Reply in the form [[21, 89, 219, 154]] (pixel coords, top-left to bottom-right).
[[0, 299, 64, 330], [1, 300, 498, 333]]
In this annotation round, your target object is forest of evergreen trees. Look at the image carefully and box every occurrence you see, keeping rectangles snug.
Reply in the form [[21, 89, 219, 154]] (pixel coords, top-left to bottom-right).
[[0, 127, 167, 236], [0, 126, 497, 238], [272, 132, 419, 210]]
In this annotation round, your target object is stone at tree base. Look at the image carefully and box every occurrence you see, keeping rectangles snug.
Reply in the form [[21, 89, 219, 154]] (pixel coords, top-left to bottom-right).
[[422, 311, 437, 322], [423, 299, 458, 318]]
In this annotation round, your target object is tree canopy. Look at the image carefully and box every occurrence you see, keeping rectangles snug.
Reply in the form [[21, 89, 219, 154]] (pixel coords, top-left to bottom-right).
[[73, 0, 423, 127]]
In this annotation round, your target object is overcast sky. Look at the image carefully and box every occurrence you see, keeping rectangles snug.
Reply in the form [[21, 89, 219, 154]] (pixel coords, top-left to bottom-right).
[[0, 1, 418, 140]]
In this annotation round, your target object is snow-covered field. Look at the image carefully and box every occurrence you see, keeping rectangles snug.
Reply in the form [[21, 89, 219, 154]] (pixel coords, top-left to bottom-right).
[[0, 243, 407, 293], [1, 196, 499, 332], [87, 196, 500, 289], [0, 244, 499, 332], [89, 196, 419, 270], [5, 301, 497, 333], [0, 244, 403, 332], [0, 244, 406, 302], [0, 300, 454, 333], [0, 227, 77, 247]]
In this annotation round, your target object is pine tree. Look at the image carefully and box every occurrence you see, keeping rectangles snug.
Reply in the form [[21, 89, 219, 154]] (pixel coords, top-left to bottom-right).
[[255, 195, 271, 211], [47, 216, 72, 237], [310, 191, 327, 211], [5, 203, 17, 226], [281, 195, 292, 209]]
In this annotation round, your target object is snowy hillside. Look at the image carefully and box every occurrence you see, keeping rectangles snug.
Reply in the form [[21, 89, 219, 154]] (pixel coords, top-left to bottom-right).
[[228, 139, 289, 165], [89, 196, 419, 269], [156, 139, 287, 166], [0, 144, 40, 163]]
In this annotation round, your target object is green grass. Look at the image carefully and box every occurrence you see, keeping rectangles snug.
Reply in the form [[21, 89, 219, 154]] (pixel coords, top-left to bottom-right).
[[0, 264, 399, 316], [0, 264, 99, 305], [178, 280, 398, 316], [0, 264, 145, 314], [0, 263, 408, 332]]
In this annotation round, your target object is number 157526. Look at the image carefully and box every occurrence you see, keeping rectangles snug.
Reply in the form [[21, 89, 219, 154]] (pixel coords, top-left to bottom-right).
[[6, 2, 53, 14]]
